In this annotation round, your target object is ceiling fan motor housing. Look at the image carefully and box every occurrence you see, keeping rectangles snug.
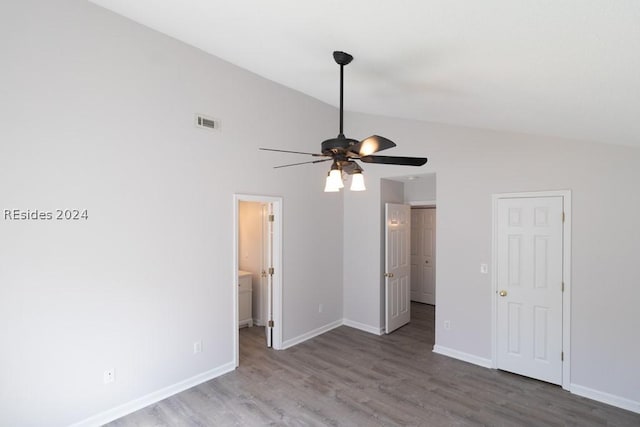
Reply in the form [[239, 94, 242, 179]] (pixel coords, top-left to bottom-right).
[[321, 136, 359, 155]]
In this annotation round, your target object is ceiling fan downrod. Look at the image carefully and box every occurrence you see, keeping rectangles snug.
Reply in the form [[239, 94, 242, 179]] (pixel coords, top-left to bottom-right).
[[333, 51, 353, 138]]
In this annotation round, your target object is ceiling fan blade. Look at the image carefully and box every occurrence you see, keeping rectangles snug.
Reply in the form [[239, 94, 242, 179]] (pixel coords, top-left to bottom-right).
[[349, 135, 397, 156], [359, 155, 428, 166], [260, 148, 325, 157], [273, 158, 332, 169]]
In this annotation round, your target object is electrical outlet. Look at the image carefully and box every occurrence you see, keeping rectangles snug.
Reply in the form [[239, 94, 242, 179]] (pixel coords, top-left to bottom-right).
[[480, 263, 488, 274], [318, 304, 323, 313], [443, 320, 451, 330], [193, 340, 202, 354], [103, 368, 115, 384]]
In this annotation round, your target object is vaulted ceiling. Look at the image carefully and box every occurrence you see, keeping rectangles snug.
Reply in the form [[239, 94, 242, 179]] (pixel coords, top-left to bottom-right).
[[90, 0, 640, 147]]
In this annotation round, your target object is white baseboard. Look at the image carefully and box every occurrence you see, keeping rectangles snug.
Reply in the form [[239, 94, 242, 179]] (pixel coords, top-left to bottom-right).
[[70, 361, 236, 427], [432, 345, 492, 368], [570, 383, 640, 414], [342, 319, 384, 335], [281, 319, 343, 349]]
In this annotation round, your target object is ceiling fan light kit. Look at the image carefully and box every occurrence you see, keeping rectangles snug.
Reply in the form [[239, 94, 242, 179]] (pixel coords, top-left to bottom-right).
[[260, 51, 428, 192]]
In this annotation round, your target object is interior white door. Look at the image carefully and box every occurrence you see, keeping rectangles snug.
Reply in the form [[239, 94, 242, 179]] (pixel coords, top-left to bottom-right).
[[264, 203, 274, 348], [410, 208, 436, 305], [385, 203, 411, 334], [496, 196, 563, 384]]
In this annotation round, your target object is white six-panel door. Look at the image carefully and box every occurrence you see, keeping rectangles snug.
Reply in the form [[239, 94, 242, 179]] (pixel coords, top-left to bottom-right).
[[410, 208, 436, 305], [385, 203, 411, 334], [496, 196, 563, 384]]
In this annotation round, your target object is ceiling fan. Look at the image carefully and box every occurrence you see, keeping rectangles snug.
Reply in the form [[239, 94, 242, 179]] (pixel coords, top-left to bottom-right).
[[260, 51, 428, 192]]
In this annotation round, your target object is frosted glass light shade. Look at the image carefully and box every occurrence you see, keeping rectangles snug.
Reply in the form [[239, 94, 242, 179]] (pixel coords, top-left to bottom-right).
[[324, 172, 340, 192], [323, 168, 343, 192], [331, 169, 344, 189], [350, 172, 366, 191]]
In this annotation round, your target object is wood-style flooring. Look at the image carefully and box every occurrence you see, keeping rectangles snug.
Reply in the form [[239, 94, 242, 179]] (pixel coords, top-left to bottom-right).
[[108, 303, 639, 426]]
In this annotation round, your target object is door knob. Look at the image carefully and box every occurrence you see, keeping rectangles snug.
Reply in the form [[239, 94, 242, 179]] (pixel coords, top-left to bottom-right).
[[425, 260, 429, 264], [384, 273, 394, 278], [499, 290, 507, 297]]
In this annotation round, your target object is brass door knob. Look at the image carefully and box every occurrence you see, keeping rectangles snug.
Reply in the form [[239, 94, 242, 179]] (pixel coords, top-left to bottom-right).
[[384, 273, 395, 278], [499, 290, 507, 297]]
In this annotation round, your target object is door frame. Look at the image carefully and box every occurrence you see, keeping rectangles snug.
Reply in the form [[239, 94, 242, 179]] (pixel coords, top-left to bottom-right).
[[233, 194, 283, 366], [491, 190, 571, 389]]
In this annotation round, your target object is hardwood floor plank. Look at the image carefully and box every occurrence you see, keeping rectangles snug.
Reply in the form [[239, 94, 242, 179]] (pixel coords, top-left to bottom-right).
[[107, 303, 639, 426]]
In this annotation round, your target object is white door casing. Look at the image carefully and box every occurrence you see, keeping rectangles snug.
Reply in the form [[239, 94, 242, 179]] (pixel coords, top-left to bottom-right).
[[385, 203, 411, 334], [494, 194, 566, 385], [410, 208, 436, 305]]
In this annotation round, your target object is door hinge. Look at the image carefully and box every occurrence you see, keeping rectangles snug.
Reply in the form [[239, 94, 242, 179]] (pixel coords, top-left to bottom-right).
[[268, 267, 274, 275], [268, 320, 274, 328], [268, 214, 274, 222], [561, 351, 564, 361]]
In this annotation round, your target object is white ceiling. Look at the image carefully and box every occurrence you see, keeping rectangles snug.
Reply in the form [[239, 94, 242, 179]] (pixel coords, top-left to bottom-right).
[[90, 0, 640, 147]]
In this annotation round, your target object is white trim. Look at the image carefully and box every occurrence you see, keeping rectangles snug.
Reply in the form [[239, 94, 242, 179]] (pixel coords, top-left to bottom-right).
[[281, 319, 343, 349], [570, 384, 640, 414], [233, 194, 284, 364], [432, 345, 492, 368], [69, 362, 236, 427], [408, 200, 436, 207], [342, 319, 384, 335], [491, 190, 571, 390]]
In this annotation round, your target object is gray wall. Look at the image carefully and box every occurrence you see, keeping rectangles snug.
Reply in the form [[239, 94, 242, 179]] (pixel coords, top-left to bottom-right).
[[0, 1, 343, 425], [403, 174, 436, 203], [342, 111, 640, 407]]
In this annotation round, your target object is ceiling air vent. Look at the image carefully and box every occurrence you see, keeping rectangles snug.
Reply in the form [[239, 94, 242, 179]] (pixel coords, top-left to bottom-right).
[[195, 114, 220, 131]]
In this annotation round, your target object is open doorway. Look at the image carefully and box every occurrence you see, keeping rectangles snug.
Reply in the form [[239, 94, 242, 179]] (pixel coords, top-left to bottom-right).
[[233, 194, 283, 366], [381, 174, 436, 335]]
